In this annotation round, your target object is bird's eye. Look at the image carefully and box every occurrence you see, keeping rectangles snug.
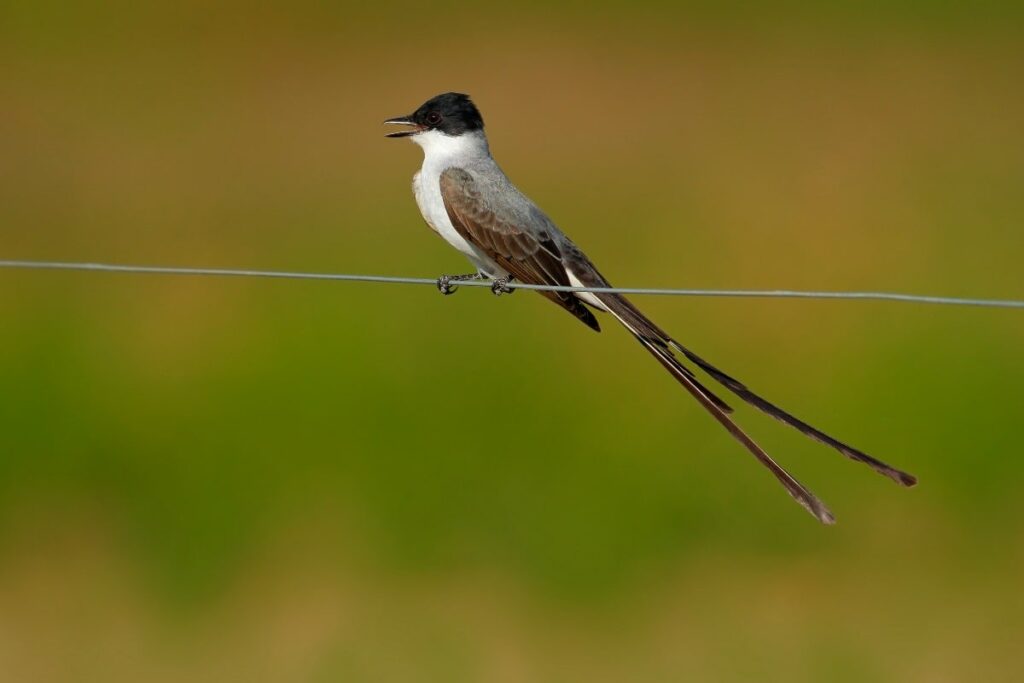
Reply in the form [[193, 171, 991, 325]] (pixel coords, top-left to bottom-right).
[[426, 111, 442, 125]]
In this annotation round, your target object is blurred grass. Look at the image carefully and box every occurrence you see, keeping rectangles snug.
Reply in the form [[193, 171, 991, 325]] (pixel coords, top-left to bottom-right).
[[2, 2, 1024, 681]]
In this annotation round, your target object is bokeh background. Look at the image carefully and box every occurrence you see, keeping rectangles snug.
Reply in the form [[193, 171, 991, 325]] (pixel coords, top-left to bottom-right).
[[2, 2, 1023, 681]]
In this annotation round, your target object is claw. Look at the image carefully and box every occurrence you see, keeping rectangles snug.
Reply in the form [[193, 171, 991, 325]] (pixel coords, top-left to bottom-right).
[[436, 275, 457, 295], [490, 276, 515, 296], [436, 273, 482, 296]]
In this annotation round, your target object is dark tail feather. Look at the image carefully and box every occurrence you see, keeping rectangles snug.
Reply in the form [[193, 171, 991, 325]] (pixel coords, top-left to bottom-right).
[[633, 334, 835, 524], [634, 339, 736, 414], [689, 375, 735, 414], [669, 341, 917, 487], [589, 287, 916, 490]]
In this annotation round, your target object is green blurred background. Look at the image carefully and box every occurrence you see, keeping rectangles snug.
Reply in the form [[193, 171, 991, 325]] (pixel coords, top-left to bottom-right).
[[2, 2, 1023, 680]]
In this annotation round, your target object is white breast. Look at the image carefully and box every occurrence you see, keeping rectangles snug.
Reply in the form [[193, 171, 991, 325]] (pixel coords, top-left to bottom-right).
[[410, 130, 506, 277], [413, 166, 483, 261]]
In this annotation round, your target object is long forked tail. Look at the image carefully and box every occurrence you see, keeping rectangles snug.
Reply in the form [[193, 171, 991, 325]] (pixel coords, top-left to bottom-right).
[[636, 333, 835, 523], [668, 341, 917, 486], [591, 290, 915, 523]]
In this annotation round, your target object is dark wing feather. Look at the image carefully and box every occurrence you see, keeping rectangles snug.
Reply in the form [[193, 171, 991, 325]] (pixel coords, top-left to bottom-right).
[[439, 167, 600, 332]]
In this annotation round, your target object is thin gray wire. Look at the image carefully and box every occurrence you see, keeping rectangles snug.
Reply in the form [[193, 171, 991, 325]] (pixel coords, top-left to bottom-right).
[[1, 259, 1022, 309]]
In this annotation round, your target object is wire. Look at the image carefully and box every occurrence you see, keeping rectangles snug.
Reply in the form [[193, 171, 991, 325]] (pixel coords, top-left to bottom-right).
[[1, 259, 1022, 309]]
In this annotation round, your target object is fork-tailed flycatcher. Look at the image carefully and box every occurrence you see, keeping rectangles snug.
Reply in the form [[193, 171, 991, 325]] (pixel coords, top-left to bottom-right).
[[385, 92, 915, 524]]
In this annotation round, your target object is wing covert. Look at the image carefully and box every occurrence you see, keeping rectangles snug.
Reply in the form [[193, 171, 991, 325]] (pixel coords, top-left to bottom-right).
[[439, 167, 600, 331]]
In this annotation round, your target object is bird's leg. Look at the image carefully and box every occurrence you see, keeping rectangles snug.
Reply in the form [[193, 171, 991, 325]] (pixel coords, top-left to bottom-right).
[[436, 272, 482, 295], [490, 274, 516, 296]]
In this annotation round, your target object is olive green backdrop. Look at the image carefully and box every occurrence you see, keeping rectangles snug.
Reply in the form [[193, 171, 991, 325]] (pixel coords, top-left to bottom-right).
[[1, 2, 1023, 681]]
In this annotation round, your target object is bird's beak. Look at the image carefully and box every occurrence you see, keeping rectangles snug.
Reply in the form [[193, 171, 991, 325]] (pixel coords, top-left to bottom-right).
[[384, 115, 422, 138]]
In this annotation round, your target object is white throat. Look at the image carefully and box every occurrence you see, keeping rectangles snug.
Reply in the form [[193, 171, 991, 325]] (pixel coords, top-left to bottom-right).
[[411, 129, 491, 166]]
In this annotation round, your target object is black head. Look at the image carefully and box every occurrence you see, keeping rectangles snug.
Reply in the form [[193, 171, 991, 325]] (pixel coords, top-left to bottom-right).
[[384, 92, 485, 138]]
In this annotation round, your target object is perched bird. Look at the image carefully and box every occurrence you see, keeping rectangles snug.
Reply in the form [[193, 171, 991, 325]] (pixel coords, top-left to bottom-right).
[[385, 92, 915, 523]]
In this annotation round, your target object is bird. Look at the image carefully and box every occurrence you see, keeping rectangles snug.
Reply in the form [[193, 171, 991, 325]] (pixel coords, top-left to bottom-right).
[[384, 91, 915, 524]]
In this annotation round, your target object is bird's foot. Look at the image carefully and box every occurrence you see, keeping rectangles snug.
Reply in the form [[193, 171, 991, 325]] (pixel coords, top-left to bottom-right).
[[490, 275, 516, 296], [436, 273, 482, 296]]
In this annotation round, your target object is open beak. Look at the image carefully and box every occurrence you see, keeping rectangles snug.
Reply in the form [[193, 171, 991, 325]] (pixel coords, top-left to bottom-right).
[[384, 115, 422, 138]]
